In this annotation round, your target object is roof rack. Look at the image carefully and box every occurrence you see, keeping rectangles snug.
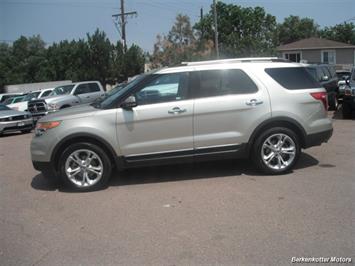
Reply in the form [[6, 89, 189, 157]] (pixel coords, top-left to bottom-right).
[[181, 57, 290, 66]]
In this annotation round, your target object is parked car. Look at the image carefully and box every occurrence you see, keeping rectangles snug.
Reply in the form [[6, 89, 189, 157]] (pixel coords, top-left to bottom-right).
[[3, 95, 26, 105], [342, 67, 355, 119], [31, 57, 333, 191], [305, 64, 339, 110], [7, 88, 54, 112], [0, 103, 34, 135], [336, 70, 351, 98], [28, 81, 105, 120], [0, 93, 24, 103]]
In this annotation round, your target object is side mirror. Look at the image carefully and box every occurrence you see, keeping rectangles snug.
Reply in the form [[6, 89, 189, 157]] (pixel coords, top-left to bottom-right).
[[321, 75, 329, 81], [121, 95, 137, 109]]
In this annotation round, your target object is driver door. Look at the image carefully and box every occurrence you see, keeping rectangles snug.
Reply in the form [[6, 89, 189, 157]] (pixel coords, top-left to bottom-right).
[[116, 72, 194, 159]]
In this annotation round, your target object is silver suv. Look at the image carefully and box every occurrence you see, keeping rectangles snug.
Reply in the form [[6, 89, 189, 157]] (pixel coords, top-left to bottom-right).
[[31, 58, 333, 191]]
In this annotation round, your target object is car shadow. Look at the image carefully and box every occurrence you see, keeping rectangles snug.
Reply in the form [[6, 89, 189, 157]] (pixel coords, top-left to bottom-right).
[[0, 130, 33, 138], [332, 104, 355, 120], [31, 152, 319, 192]]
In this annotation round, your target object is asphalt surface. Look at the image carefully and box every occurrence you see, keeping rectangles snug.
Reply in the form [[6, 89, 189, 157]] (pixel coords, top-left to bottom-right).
[[0, 111, 354, 266]]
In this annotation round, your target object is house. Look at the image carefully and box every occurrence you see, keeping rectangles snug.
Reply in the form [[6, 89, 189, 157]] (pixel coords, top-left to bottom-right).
[[277, 37, 355, 70]]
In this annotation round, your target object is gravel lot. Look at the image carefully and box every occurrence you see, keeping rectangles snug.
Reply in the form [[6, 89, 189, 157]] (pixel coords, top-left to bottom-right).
[[0, 111, 354, 265]]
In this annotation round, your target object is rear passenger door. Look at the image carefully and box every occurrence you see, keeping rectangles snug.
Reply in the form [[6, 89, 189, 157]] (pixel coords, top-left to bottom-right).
[[192, 68, 271, 150]]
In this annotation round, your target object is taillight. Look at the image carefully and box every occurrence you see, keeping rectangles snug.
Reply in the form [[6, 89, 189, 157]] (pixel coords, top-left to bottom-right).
[[310, 92, 328, 110]]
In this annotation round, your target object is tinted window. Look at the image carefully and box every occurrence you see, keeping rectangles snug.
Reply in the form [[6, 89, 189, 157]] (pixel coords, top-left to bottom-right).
[[198, 69, 257, 98], [0, 104, 11, 111], [265, 67, 321, 90], [89, 83, 100, 92], [136, 73, 188, 105], [13, 97, 24, 103], [75, 84, 91, 95], [321, 66, 331, 78], [41, 90, 52, 97]]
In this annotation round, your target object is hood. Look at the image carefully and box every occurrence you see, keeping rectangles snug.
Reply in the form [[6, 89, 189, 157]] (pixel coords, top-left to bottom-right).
[[40, 104, 98, 122], [0, 109, 30, 118], [7, 101, 28, 110], [41, 94, 73, 103]]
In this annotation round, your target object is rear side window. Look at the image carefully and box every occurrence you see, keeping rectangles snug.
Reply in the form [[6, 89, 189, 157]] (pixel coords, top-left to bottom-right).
[[198, 69, 258, 98], [265, 67, 321, 90], [89, 83, 100, 92]]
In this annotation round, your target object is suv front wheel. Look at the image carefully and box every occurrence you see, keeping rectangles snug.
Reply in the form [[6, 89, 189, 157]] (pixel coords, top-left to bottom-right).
[[59, 142, 112, 191], [252, 127, 300, 174]]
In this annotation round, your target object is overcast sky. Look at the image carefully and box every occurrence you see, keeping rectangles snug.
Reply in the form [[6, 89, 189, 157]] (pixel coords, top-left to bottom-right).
[[1, 0, 354, 52]]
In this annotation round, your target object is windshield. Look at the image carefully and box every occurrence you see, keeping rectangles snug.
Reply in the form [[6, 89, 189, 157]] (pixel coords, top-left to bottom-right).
[[0, 104, 11, 111], [92, 75, 146, 109], [3, 97, 15, 105], [50, 85, 75, 96], [23, 92, 40, 101]]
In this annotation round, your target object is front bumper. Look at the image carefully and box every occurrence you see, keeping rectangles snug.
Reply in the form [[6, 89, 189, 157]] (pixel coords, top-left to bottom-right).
[[304, 128, 333, 148], [0, 118, 34, 133]]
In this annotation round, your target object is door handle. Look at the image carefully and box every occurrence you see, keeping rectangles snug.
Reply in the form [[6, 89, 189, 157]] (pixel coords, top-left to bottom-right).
[[246, 99, 263, 106], [168, 107, 187, 114]]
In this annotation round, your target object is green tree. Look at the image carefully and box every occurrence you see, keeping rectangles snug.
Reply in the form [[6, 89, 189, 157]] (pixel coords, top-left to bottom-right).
[[151, 14, 207, 67], [8, 35, 48, 84], [194, 3, 278, 58], [277, 15, 319, 45], [0, 43, 12, 92], [87, 29, 113, 87], [320, 22, 355, 44], [123, 44, 145, 79]]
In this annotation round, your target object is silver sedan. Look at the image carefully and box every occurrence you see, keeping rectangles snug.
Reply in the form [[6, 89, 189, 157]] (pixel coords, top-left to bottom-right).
[[0, 104, 34, 135]]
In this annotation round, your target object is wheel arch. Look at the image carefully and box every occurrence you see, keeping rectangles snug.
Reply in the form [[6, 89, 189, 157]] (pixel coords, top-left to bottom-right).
[[51, 133, 120, 172], [248, 117, 307, 152]]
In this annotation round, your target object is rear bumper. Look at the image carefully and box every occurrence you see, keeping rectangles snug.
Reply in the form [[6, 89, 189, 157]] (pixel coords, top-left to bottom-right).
[[304, 128, 333, 148]]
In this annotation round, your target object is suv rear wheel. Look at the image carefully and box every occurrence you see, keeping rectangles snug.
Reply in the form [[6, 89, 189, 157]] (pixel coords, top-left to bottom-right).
[[252, 127, 300, 174], [59, 142, 112, 191]]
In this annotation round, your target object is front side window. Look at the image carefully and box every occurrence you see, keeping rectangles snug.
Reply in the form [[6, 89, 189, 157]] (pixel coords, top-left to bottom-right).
[[197, 69, 258, 98], [51, 85, 74, 96], [13, 97, 24, 103], [135, 72, 189, 105], [23, 92, 40, 101], [41, 90, 52, 97], [75, 84, 91, 95], [88, 83, 100, 92]]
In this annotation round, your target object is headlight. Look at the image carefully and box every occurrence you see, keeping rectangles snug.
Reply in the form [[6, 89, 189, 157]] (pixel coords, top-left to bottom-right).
[[35, 121, 61, 136], [47, 103, 59, 110]]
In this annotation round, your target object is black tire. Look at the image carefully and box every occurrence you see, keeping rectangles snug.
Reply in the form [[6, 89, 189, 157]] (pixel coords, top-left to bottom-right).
[[21, 129, 32, 134], [342, 102, 352, 119], [328, 93, 338, 111], [252, 127, 301, 175], [59, 142, 112, 191]]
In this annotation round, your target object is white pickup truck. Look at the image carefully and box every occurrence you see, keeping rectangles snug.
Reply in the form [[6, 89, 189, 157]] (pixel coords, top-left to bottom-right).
[[28, 81, 105, 120]]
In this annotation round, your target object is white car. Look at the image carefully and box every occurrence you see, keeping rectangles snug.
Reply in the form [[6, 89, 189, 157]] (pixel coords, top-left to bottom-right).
[[7, 88, 53, 111]]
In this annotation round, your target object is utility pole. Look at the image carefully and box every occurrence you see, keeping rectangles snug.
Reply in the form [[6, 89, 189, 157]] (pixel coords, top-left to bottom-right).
[[112, 0, 137, 51], [200, 7, 204, 38], [213, 0, 219, 58]]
